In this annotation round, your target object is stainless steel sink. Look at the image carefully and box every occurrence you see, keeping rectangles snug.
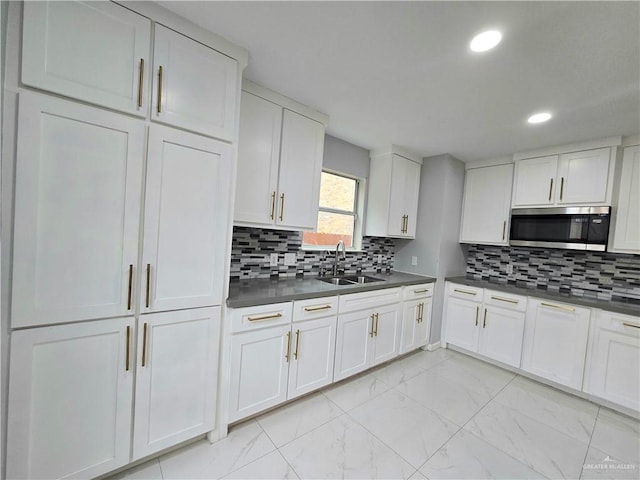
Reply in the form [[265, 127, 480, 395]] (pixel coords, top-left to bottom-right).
[[319, 275, 384, 285]]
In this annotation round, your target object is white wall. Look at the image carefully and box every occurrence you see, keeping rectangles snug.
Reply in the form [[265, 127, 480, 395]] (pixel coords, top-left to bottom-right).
[[394, 154, 467, 343]]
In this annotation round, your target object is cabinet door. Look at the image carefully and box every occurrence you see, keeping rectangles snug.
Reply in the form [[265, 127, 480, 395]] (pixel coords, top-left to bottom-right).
[[287, 316, 337, 400], [334, 310, 374, 381], [277, 109, 325, 230], [460, 164, 513, 245], [611, 146, 640, 253], [584, 311, 639, 411], [512, 155, 558, 207], [22, 1, 151, 116], [444, 296, 481, 352], [556, 148, 611, 204], [141, 125, 231, 313], [521, 299, 590, 389], [12, 93, 144, 328], [400, 299, 422, 354], [133, 307, 220, 459], [477, 305, 525, 368], [228, 325, 291, 422], [152, 25, 238, 140], [234, 92, 282, 226], [387, 155, 409, 237], [7, 317, 134, 479], [402, 159, 421, 238], [371, 303, 402, 365], [417, 298, 433, 350]]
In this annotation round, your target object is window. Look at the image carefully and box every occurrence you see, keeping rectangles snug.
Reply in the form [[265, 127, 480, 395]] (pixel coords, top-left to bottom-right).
[[302, 170, 363, 249]]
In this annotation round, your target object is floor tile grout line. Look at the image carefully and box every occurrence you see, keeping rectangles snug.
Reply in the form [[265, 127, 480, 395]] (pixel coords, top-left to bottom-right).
[[578, 406, 601, 480]]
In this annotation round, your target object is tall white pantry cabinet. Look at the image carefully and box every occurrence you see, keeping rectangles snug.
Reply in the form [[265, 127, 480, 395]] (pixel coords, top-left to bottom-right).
[[4, 2, 247, 479]]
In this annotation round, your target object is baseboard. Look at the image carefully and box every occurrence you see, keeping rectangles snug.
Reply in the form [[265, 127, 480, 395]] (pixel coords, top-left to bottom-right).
[[426, 341, 441, 351]]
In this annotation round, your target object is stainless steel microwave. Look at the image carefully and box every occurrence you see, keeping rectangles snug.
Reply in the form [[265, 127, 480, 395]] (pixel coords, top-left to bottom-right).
[[509, 206, 611, 251]]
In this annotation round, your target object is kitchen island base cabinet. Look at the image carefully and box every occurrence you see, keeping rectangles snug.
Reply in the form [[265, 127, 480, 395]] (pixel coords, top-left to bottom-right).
[[7, 317, 134, 480], [521, 298, 591, 390], [584, 310, 640, 411], [133, 307, 220, 460]]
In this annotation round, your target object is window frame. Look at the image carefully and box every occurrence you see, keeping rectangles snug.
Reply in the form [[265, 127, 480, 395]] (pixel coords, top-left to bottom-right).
[[302, 169, 365, 251]]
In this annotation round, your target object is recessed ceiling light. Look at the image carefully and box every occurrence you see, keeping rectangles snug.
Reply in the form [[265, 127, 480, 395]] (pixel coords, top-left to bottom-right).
[[470, 30, 502, 52], [527, 112, 553, 124]]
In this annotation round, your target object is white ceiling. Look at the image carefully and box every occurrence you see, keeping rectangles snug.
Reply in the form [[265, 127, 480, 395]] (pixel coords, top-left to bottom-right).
[[159, 1, 640, 162]]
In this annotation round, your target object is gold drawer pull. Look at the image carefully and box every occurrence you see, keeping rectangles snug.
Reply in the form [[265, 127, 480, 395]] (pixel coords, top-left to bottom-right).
[[491, 296, 519, 304], [541, 302, 575, 312], [623, 322, 640, 329], [454, 288, 477, 296], [247, 312, 283, 322], [413, 289, 429, 294], [304, 305, 332, 312]]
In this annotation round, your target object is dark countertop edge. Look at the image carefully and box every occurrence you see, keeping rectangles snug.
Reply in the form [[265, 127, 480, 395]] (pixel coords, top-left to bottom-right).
[[446, 276, 640, 317], [226, 272, 436, 309]]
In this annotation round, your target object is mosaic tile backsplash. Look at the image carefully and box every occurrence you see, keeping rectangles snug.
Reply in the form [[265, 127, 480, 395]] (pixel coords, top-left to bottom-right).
[[466, 245, 640, 303], [230, 227, 395, 280]]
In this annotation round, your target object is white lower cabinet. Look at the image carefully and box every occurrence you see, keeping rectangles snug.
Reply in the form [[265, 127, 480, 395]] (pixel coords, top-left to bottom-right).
[[7, 317, 135, 479], [522, 298, 591, 390], [132, 307, 220, 460], [400, 284, 434, 353], [444, 284, 525, 368], [584, 310, 640, 411], [334, 288, 402, 382], [228, 298, 337, 422]]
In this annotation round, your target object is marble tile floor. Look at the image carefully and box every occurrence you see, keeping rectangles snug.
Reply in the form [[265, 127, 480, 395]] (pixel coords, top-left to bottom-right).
[[110, 348, 639, 480]]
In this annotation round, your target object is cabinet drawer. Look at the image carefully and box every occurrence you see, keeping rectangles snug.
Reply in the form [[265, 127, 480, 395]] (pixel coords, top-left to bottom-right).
[[403, 283, 434, 300], [446, 283, 483, 302], [484, 289, 527, 312], [293, 296, 338, 322], [338, 287, 402, 314], [229, 302, 292, 333], [595, 309, 640, 335]]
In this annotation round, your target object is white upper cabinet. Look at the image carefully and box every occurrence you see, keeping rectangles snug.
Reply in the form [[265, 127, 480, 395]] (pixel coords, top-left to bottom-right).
[[460, 163, 513, 245], [151, 25, 238, 140], [365, 147, 422, 239], [12, 93, 144, 328], [140, 126, 232, 313], [234, 83, 327, 231], [513, 146, 615, 208], [22, 1, 151, 117], [611, 145, 640, 253]]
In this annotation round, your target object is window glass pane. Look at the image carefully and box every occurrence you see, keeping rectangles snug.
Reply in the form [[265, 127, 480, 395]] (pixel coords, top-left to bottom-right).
[[303, 211, 354, 247], [319, 172, 356, 212]]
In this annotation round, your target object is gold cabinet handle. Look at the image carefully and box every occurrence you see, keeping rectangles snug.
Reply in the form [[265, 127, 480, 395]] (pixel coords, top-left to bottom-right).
[[141, 322, 148, 367], [454, 288, 477, 296], [137, 58, 144, 108], [502, 220, 506, 241], [270, 192, 276, 220], [623, 322, 640, 329], [285, 331, 291, 362], [293, 329, 300, 360], [475, 306, 479, 326], [145, 264, 151, 308], [405, 215, 409, 233], [127, 264, 133, 310], [279, 193, 285, 222], [125, 325, 131, 371], [369, 314, 375, 337], [419, 302, 425, 323], [541, 302, 575, 312], [157, 65, 163, 114], [548, 178, 553, 201], [413, 289, 428, 294], [374, 312, 379, 336], [483, 308, 487, 328], [560, 177, 564, 201], [304, 304, 332, 312], [248, 312, 283, 322], [491, 295, 519, 304]]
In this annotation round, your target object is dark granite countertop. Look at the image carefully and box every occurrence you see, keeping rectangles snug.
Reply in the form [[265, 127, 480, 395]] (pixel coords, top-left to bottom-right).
[[227, 271, 436, 308], [446, 276, 640, 317]]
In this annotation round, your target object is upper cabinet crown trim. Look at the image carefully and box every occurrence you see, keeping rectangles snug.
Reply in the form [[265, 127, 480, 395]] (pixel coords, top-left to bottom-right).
[[513, 136, 622, 161], [370, 145, 422, 165], [242, 79, 329, 126], [465, 156, 513, 170], [117, 1, 249, 67]]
